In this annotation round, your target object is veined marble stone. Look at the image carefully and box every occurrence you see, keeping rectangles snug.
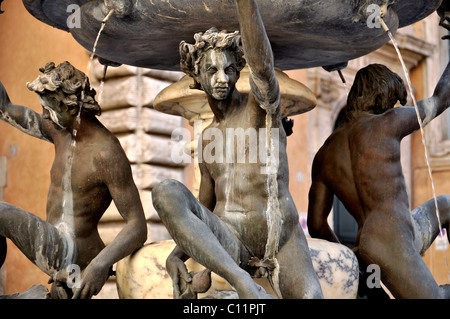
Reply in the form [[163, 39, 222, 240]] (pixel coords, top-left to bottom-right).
[[116, 239, 359, 299]]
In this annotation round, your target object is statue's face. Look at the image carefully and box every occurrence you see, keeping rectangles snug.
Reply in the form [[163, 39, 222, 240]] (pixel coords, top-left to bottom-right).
[[198, 49, 238, 100], [38, 91, 74, 129]]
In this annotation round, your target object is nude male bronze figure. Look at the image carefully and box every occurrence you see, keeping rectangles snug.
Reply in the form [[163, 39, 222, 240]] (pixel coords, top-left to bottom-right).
[[152, 0, 323, 299], [0, 61, 147, 299], [307, 16, 450, 298]]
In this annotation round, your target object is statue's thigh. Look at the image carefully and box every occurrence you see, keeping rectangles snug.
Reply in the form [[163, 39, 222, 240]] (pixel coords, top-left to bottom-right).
[[0, 202, 69, 275], [276, 229, 323, 298], [194, 202, 251, 268]]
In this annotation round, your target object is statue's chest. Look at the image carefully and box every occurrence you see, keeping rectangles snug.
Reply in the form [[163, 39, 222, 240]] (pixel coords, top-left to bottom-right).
[[51, 143, 99, 190]]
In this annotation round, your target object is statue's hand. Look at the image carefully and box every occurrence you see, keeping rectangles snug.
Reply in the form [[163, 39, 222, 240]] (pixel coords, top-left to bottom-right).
[[166, 254, 192, 299], [0, 81, 11, 111], [438, 1, 450, 39], [72, 261, 110, 299], [48, 268, 72, 299]]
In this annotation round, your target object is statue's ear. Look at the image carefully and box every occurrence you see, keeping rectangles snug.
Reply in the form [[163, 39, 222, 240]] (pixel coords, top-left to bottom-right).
[[236, 56, 246, 73]]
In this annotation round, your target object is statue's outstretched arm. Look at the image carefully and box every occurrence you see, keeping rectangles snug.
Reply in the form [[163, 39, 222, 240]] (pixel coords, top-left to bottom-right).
[[438, 0, 450, 39], [0, 81, 51, 142], [416, 9, 450, 125], [416, 50, 449, 127], [389, 21, 449, 136], [235, 0, 280, 113]]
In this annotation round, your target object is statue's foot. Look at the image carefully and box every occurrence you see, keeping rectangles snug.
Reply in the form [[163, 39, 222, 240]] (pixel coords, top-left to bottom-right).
[[235, 278, 275, 299], [254, 284, 276, 299]]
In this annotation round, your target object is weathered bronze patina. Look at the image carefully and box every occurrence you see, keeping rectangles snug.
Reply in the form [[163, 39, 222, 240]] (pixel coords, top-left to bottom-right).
[[0, 62, 147, 299], [308, 24, 450, 298]]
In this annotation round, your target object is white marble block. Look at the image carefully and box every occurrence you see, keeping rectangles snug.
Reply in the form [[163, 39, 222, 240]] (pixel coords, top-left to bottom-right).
[[116, 239, 359, 299]]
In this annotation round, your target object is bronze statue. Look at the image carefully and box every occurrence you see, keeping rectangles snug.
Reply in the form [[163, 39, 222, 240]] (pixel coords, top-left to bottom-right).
[[152, 0, 323, 299], [307, 18, 450, 298], [438, 0, 450, 40], [0, 61, 147, 299]]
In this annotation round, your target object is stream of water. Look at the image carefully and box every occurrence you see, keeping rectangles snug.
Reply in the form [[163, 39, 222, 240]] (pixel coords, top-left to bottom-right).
[[263, 112, 283, 298], [380, 19, 444, 239], [59, 10, 114, 233]]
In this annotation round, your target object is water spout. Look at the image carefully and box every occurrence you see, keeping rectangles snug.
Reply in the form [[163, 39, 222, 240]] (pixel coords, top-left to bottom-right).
[[337, 70, 350, 94], [103, 8, 115, 23], [104, 0, 133, 19]]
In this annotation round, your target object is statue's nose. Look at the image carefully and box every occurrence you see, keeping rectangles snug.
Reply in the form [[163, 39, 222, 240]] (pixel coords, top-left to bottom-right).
[[216, 70, 228, 84]]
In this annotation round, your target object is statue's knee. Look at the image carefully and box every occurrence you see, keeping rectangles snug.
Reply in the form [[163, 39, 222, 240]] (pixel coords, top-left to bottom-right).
[[439, 194, 450, 210], [0, 202, 13, 236], [0, 201, 11, 220], [152, 179, 186, 212]]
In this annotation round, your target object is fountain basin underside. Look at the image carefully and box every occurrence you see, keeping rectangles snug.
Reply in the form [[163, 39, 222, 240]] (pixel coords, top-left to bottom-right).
[[23, 0, 442, 71]]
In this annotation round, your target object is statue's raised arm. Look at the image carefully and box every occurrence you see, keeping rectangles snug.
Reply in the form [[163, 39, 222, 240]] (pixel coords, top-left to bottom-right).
[[399, 12, 450, 133], [235, 0, 280, 113], [0, 80, 51, 142], [438, 0, 450, 39]]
